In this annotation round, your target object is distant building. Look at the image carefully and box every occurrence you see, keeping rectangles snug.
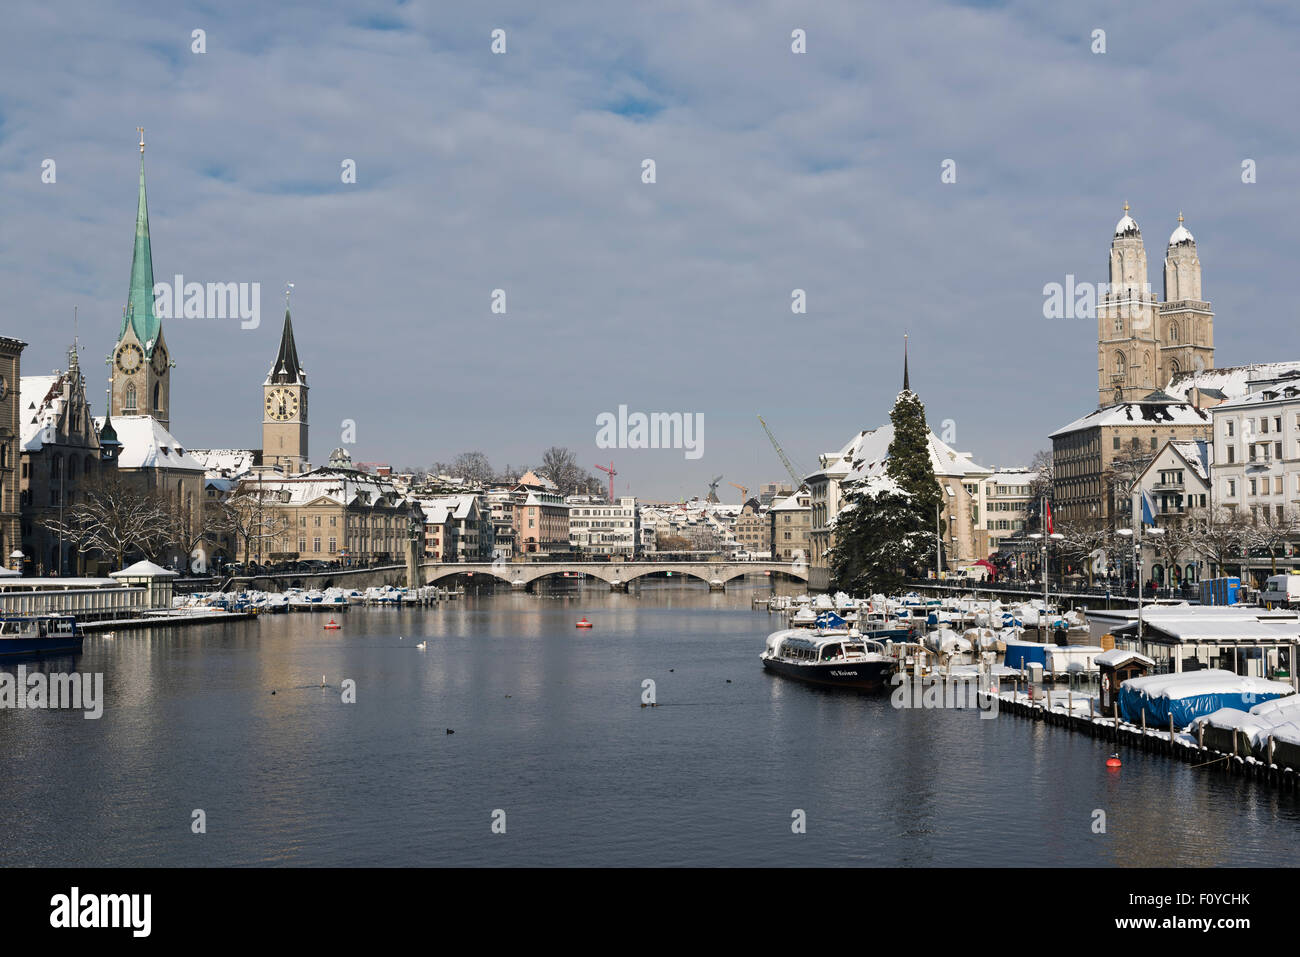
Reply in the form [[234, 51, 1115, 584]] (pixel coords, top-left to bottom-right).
[[0, 336, 25, 571], [568, 496, 636, 557], [1211, 378, 1300, 529], [18, 345, 116, 575], [974, 468, 1037, 557], [732, 498, 768, 557], [769, 487, 810, 563]]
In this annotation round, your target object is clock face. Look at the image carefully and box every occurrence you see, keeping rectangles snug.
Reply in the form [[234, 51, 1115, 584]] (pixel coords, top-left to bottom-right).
[[266, 388, 299, 421], [115, 342, 144, 375], [152, 345, 168, 375]]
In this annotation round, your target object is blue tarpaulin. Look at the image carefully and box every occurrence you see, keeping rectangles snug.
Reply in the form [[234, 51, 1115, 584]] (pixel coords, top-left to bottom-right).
[[1117, 671, 1294, 728], [1002, 640, 1048, 669]]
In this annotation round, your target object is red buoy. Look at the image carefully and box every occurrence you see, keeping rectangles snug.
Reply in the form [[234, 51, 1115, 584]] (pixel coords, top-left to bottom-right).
[[324, 618, 341, 630], [1106, 753, 1122, 769], [576, 617, 593, 629]]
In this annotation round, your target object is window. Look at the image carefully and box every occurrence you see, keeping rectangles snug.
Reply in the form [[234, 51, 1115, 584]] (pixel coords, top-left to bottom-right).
[[1227, 479, 1236, 497], [153, 382, 161, 411], [1113, 436, 1120, 450], [124, 383, 137, 413], [1261, 417, 1269, 434], [1227, 446, 1235, 464], [1226, 420, 1234, 437], [313, 537, 321, 553]]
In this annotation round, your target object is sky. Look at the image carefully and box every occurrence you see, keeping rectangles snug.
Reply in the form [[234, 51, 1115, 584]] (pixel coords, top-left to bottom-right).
[[4, 1, 1299, 501]]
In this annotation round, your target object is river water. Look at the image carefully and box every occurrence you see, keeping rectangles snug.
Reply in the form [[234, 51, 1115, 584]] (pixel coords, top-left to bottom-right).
[[2, 580, 1297, 866]]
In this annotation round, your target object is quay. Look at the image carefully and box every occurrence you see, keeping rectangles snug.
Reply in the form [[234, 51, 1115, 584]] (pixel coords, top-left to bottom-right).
[[983, 686, 1300, 795]]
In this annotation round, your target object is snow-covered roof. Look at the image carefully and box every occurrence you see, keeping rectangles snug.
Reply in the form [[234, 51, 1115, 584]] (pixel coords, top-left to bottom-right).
[[1049, 399, 1210, 437], [1095, 648, 1155, 668], [838, 422, 991, 484], [239, 467, 416, 510], [19, 374, 63, 451], [1167, 362, 1300, 404], [1214, 380, 1300, 411], [417, 494, 479, 520], [771, 490, 811, 511], [111, 560, 179, 578], [417, 499, 455, 524], [91, 415, 204, 471], [1168, 223, 1195, 246], [1169, 440, 1210, 483], [190, 448, 259, 477], [1115, 213, 1140, 237]]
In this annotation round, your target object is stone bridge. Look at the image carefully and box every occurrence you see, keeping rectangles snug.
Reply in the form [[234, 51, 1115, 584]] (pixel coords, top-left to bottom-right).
[[417, 560, 808, 591]]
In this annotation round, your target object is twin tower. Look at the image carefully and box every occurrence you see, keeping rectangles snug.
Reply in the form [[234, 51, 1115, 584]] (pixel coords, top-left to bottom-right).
[[1096, 206, 1215, 408]]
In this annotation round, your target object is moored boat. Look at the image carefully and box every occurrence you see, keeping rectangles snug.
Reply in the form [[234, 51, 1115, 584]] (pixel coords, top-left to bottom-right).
[[760, 628, 895, 690], [0, 615, 83, 658]]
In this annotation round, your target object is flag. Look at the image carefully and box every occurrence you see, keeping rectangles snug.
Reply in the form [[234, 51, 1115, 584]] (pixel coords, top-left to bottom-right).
[[1044, 501, 1053, 535], [1141, 489, 1158, 526]]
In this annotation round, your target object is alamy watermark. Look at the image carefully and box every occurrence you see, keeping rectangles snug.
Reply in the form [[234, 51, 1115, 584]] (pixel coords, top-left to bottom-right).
[[890, 673, 998, 719], [1043, 276, 1154, 320], [596, 405, 704, 460], [0, 666, 103, 719], [152, 275, 260, 329]]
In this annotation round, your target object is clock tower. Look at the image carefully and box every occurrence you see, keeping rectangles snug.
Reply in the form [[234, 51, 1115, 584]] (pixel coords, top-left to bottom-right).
[[110, 128, 173, 429], [262, 300, 309, 473]]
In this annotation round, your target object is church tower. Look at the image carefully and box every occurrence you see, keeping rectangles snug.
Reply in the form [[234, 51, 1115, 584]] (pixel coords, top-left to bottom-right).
[[262, 299, 309, 473], [1097, 204, 1161, 407], [1157, 214, 1214, 385], [110, 129, 173, 429]]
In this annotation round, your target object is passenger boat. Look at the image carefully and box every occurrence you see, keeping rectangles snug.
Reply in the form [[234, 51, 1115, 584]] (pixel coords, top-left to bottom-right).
[[0, 615, 83, 658], [760, 628, 895, 690]]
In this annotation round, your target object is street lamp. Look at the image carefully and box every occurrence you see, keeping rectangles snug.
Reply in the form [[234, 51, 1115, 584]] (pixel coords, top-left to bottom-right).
[[1028, 530, 1064, 626], [1116, 526, 1163, 640]]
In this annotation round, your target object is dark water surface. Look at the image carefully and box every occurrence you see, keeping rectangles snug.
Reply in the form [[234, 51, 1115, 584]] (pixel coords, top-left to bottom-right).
[[2, 583, 1297, 866]]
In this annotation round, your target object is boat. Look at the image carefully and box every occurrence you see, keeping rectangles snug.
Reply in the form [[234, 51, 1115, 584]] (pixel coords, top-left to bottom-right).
[[760, 628, 895, 690], [0, 615, 83, 658]]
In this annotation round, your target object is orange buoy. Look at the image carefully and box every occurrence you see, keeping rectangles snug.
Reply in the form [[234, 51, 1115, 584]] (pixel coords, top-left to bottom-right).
[[324, 618, 341, 630], [1106, 753, 1122, 769], [576, 617, 593, 628]]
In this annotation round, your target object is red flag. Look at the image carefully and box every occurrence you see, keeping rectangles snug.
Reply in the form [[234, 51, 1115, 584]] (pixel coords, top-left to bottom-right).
[[1045, 501, 1054, 535]]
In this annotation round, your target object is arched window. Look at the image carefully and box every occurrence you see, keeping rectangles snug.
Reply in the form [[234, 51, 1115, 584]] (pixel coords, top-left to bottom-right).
[[1168, 320, 1180, 343], [1170, 358, 1180, 376], [1114, 352, 1127, 376], [52, 454, 62, 479], [153, 382, 161, 412], [67, 457, 77, 481], [125, 383, 137, 413]]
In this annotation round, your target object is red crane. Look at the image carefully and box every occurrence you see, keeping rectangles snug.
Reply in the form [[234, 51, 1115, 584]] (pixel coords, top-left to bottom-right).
[[594, 461, 617, 503]]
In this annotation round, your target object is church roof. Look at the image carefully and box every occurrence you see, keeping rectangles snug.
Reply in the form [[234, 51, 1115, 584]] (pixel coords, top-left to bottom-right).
[[1114, 213, 1140, 237], [19, 375, 62, 451], [119, 144, 162, 354], [266, 308, 305, 384], [91, 415, 203, 471], [1169, 223, 1195, 246], [1049, 400, 1210, 438]]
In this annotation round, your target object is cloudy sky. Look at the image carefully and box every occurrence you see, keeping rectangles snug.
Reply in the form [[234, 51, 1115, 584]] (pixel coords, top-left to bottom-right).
[[4, 1, 1298, 500]]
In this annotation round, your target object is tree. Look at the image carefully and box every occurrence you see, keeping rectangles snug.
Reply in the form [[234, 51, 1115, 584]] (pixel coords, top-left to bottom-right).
[[216, 485, 292, 565], [830, 478, 928, 594], [45, 478, 173, 570], [1055, 521, 1110, 585], [539, 447, 585, 496], [1028, 448, 1055, 502], [1105, 448, 1155, 525], [1249, 507, 1297, 576], [1188, 507, 1252, 579], [831, 384, 942, 590], [452, 451, 494, 486]]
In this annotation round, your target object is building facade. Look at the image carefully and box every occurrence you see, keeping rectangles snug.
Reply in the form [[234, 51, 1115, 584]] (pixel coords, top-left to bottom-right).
[[0, 337, 24, 570], [1211, 379, 1300, 528], [769, 487, 810, 563], [568, 496, 637, 557]]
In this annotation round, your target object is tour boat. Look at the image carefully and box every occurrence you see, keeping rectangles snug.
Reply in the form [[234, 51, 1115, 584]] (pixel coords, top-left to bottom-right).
[[0, 615, 83, 658], [761, 628, 895, 690]]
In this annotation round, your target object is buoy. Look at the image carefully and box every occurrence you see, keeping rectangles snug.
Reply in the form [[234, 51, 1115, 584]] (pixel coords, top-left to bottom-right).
[[1106, 753, 1122, 769], [576, 617, 593, 628], [324, 618, 341, 630]]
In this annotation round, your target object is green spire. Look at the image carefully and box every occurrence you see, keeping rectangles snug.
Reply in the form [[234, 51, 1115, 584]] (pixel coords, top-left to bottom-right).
[[119, 129, 160, 352]]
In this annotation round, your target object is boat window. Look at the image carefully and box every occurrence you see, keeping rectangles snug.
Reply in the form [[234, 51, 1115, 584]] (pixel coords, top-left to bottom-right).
[[822, 644, 842, 660], [39, 620, 48, 636]]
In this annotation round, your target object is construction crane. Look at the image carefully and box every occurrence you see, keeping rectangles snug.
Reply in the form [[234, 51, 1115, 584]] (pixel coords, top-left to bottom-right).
[[594, 461, 617, 503], [729, 482, 749, 503], [757, 414, 806, 488], [706, 475, 723, 503]]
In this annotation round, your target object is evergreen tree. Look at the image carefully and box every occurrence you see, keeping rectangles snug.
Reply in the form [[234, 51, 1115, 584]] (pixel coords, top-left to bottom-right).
[[829, 372, 944, 591]]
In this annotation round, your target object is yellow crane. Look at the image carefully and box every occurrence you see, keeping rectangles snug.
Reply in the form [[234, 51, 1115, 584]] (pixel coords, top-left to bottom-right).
[[729, 482, 749, 503]]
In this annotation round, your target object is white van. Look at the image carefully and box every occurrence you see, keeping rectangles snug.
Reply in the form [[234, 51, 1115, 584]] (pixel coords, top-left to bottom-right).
[[1261, 574, 1300, 607]]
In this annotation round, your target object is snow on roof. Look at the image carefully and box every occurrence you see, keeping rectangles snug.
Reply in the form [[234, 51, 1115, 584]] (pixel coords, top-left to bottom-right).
[[417, 494, 479, 520], [1049, 399, 1210, 437], [190, 448, 259, 476], [1169, 440, 1210, 482], [111, 560, 179, 578], [19, 374, 64, 451], [1167, 362, 1300, 404], [1114, 213, 1140, 237], [91, 415, 204, 471], [818, 422, 990, 487], [1095, 648, 1155, 668], [1168, 223, 1195, 246], [771, 490, 810, 511], [1118, 617, 1300, 643], [240, 467, 416, 510]]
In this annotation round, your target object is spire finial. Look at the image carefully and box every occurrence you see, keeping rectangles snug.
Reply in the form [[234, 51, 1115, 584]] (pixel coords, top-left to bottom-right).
[[1178, 210, 1184, 224], [903, 333, 910, 392], [137, 126, 145, 153], [286, 281, 294, 310]]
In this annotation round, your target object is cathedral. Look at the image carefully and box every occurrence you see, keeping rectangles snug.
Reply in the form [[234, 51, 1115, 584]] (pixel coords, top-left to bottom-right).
[[1097, 205, 1215, 408]]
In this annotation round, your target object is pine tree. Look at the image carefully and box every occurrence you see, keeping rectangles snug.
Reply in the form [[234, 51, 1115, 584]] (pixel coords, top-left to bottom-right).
[[829, 367, 944, 592]]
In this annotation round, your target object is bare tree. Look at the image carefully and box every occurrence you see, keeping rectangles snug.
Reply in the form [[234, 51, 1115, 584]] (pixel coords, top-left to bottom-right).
[[216, 486, 293, 565], [451, 452, 494, 486], [1028, 448, 1054, 501], [45, 478, 172, 571], [1055, 521, 1110, 586], [1250, 507, 1298, 575], [539, 447, 585, 496], [1105, 448, 1155, 525], [1188, 506, 1252, 580]]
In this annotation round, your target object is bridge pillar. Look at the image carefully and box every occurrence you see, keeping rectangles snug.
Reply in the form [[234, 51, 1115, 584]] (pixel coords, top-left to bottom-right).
[[609, 580, 628, 592], [511, 579, 528, 591], [708, 579, 725, 592]]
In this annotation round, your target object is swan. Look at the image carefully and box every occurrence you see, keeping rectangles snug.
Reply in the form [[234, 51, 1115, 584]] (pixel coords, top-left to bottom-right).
[[416, 641, 427, 650]]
